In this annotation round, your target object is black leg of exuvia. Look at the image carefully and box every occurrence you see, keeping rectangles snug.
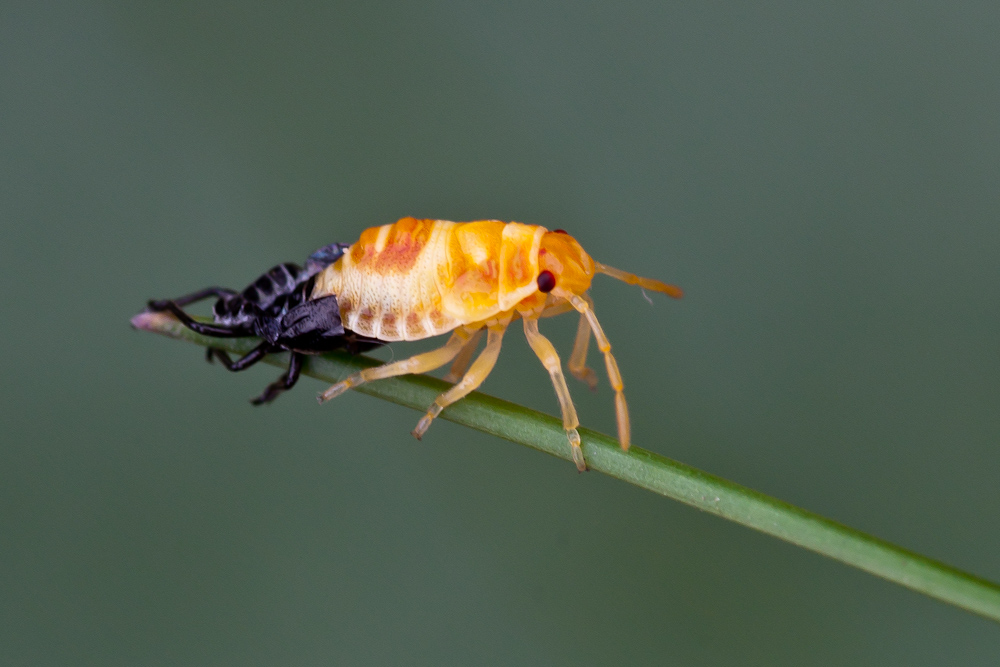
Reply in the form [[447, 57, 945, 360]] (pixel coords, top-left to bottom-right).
[[146, 299, 248, 337], [251, 351, 304, 405], [157, 287, 237, 308], [206, 342, 274, 371]]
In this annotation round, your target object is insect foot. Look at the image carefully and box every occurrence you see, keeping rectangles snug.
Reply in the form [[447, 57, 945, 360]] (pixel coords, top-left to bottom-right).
[[317, 379, 354, 403], [411, 405, 444, 440], [568, 429, 587, 472]]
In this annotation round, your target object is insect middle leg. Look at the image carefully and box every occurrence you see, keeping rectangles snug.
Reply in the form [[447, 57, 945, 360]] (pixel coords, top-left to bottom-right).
[[411, 323, 507, 440], [317, 328, 476, 403], [522, 318, 587, 472]]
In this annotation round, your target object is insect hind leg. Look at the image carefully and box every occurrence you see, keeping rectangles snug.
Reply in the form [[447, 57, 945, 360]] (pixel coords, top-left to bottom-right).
[[317, 328, 475, 403], [412, 323, 507, 440], [442, 328, 484, 383]]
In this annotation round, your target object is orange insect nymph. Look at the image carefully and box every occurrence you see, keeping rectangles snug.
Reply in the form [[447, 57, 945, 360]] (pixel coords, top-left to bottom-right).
[[313, 217, 682, 471]]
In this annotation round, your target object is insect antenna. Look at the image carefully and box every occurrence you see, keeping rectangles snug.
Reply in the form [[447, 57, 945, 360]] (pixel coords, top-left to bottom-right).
[[594, 262, 683, 299]]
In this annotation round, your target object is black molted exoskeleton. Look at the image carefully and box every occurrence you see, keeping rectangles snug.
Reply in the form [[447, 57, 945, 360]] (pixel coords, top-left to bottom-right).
[[147, 243, 382, 404]]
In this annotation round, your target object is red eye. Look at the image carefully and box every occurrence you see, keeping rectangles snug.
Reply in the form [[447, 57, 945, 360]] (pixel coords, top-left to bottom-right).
[[537, 270, 556, 293]]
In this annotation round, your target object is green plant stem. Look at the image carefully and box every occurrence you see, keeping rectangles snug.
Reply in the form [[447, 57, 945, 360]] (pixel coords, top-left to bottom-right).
[[132, 310, 1000, 623]]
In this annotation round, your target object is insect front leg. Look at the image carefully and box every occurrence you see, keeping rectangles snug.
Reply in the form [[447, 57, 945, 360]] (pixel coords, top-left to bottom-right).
[[538, 296, 597, 389], [567, 297, 599, 391], [317, 328, 475, 403], [522, 318, 587, 472], [411, 322, 507, 440], [566, 294, 632, 452]]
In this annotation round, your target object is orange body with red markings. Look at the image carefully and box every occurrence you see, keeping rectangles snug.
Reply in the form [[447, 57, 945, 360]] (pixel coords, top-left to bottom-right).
[[314, 217, 681, 471]]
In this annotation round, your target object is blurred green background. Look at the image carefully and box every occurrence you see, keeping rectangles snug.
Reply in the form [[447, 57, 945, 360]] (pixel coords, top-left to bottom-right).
[[3, 1, 999, 664]]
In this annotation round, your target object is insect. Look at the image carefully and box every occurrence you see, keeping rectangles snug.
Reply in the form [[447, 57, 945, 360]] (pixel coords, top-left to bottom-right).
[[311, 217, 682, 471], [148, 218, 681, 471], [146, 243, 383, 404]]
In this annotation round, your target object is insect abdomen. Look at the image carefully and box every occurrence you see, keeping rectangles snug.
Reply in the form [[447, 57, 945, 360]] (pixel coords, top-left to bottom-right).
[[313, 218, 460, 341], [312, 218, 550, 341]]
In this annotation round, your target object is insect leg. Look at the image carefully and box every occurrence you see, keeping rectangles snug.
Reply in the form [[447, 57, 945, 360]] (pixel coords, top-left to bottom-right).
[[442, 328, 484, 383], [566, 295, 631, 452], [537, 298, 574, 319], [567, 295, 599, 391], [317, 328, 474, 403], [411, 323, 507, 440], [522, 318, 587, 472], [250, 351, 304, 405]]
